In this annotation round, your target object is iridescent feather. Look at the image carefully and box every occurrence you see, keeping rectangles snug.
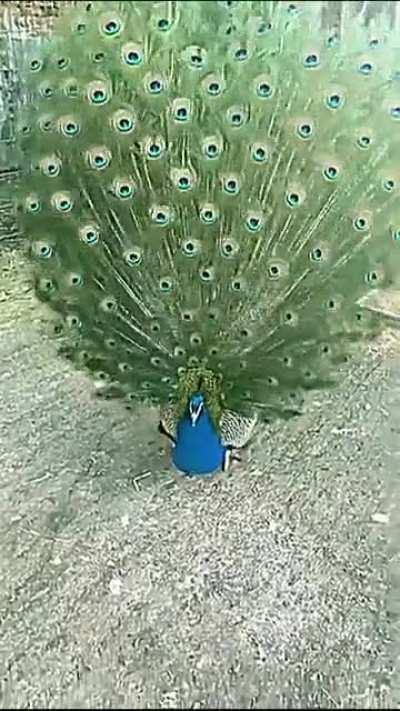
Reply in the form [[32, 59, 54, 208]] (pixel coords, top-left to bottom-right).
[[9, 0, 400, 474]]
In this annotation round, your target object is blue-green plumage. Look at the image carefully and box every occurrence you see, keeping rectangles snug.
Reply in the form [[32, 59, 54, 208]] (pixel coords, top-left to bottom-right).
[[172, 394, 227, 476], [9, 1, 400, 477]]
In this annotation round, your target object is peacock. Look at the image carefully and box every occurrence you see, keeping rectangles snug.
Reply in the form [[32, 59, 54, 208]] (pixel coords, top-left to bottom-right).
[[8, 0, 400, 476]]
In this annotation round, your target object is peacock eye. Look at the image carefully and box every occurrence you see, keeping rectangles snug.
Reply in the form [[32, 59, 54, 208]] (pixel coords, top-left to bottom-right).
[[326, 92, 344, 109], [286, 191, 300, 207], [303, 52, 320, 68], [297, 122, 313, 139], [157, 17, 172, 31]]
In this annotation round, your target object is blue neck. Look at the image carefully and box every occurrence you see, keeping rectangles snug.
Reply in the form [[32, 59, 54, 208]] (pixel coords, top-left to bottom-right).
[[172, 402, 226, 476]]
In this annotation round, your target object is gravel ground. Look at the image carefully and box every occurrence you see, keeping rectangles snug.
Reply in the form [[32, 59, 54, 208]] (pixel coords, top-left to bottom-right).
[[0, 247, 399, 709]]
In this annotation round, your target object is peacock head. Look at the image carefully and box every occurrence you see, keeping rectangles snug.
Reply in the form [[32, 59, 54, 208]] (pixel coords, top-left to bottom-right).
[[188, 392, 205, 426]]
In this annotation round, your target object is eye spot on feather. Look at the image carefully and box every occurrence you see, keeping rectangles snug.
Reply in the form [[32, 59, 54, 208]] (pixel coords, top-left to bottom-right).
[[296, 122, 313, 140], [39, 115, 54, 132], [30, 58, 43, 72], [57, 56, 70, 70], [67, 273, 83, 288], [38, 277, 56, 295], [221, 239, 239, 258], [302, 369, 315, 382], [391, 228, 400, 242], [326, 32, 339, 48], [281, 310, 299, 327], [320, 343, 332, 356], [100, 297, 117, 313], [267, 260, 289, 280], [92, 51, 105, 63], [203, 74, 225, 96], [267, 376, 279, 387], [303, 53, 320, 68], [73, 21, 87, 34], [111, 109, 136, 134], [233, 47, 249, 62], [226, 106, 248, 128], [66, 314, 81, 329], [112, 178, 135, 200], [148, 77, 164, 95], [101, 16, 123, 36], [326, 297, 341, 312], [286, 191, 301, 207], [25, 195, 41, 213], [79, 224, 99, 246], [222, 176, 240, 195], [150, 356, 162, 368], [51, 191, 74, 213], [157, 17, 173, 31], [202, 136, 223, 159], [150, 321, 161, 334], [256, 19, 272, 34], [190, 333, 202, 347], [150, 205, 173, 226], [383, 178, 396, 193], [182, 239, 201, 257], [250, 142, 268, 164], [39, 83, 54, 99], [353, 215, 369, 232], [39, 156, 61, 177], [64, 81, 79, 98], [172, 98, 191, 123], [323, 164, 339, 181], [231, 278, 245, 292], [325, 92, 344, 110], [171, 169, 195, 191], [159, 277, 173, 293], [364, 270, 381, 286], [199, 266, 215, 282], [309, 247, 325, 263], [59, 116, 80, 137], [86, 146, 111, 170], [245, 212, 263, 232], [200, 203, 219, 224], [144, 136, 166, 160], [188, 356, 200, 367], [122, 43, 144, 66], [124, 248, 142, 266], [87, 81, 110, 105], [182, 45, 207, 69], [256, 80, 273, 99], [33, 241, 53, 259], [390, 106, 400, 120], [359, 61, 373, 75], [357, 134, 371, 149]]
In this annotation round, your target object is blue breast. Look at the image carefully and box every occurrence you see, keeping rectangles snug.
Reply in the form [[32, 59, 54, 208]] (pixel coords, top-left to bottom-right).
[[172, 406, 226, 476]]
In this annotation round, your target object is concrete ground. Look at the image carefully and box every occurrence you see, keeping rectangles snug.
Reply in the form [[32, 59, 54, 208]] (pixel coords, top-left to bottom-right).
[[0, 246, 399, 709]]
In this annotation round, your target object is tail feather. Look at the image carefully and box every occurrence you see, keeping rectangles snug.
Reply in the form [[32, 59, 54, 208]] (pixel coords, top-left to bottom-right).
[[11, 0, 400, 417]]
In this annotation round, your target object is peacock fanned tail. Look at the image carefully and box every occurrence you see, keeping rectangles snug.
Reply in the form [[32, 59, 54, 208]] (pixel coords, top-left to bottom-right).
[[11, 0, 400, 429]]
